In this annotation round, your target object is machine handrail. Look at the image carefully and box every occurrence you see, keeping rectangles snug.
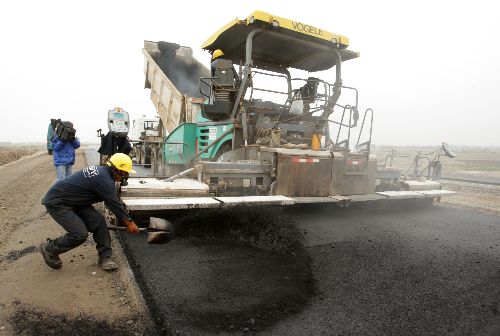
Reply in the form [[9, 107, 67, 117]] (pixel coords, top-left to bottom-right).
[[356, 108, 374, 154]]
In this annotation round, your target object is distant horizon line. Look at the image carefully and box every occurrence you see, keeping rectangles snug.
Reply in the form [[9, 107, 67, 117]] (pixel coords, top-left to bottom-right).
[[1, 141, 499, 149]]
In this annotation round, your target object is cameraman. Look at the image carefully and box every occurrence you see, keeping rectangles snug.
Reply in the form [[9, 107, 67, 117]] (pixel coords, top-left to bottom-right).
[[52, 121, 80, 181]]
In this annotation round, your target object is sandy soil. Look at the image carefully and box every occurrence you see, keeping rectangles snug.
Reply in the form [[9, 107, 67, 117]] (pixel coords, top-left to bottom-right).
[[0, 150, 153, 335], [0, 146, 41, 166], [440, 180, 500, 215]]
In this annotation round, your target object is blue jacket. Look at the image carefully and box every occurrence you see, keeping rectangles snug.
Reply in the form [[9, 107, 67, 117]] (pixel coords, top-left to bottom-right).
[[52, 135, 80, 166]]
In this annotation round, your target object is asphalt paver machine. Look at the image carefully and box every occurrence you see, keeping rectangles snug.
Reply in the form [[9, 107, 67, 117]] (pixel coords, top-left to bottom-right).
[[122, 11, 455, 215]]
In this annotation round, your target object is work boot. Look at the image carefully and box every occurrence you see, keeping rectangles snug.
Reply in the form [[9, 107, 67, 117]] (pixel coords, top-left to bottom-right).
[[98, 256, 118, 271], [40, 240, 62, 270]]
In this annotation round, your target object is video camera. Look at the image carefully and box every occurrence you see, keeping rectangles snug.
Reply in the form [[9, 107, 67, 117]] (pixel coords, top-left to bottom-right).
[[51, 118, 76, 141]]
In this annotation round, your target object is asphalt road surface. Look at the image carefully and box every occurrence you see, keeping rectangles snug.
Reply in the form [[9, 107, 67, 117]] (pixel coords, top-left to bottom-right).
[[83, 149, 500, 335], [120, 203, 500, 336]]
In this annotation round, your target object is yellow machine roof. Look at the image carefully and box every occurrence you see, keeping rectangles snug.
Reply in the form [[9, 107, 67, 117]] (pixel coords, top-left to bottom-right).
[[202, 11, 359, 72]]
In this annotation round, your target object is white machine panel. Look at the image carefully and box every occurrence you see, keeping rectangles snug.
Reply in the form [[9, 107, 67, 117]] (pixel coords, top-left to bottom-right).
[[123, 197, 221, 211], [376, 191, 426, 199], [215, 195, 295, 206]]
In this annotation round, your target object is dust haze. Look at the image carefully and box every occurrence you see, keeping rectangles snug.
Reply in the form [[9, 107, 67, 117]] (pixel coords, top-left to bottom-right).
[[0, 0, 498, 146]]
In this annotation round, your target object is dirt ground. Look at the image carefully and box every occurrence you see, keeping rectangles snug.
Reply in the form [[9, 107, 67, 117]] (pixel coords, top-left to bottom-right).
[[375, 146, 500, 214], [440, 181, 500, 215], [0, 149, 153, 336], [0, 146, 41, 166]]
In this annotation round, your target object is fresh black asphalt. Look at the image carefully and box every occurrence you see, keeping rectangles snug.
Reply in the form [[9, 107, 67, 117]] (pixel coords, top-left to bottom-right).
[[120, 204, 500, 336], [83, 149, 500, 335]]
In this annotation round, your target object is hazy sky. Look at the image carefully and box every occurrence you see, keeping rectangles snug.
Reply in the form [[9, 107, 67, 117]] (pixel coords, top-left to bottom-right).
[[1, 0, 498, 146]]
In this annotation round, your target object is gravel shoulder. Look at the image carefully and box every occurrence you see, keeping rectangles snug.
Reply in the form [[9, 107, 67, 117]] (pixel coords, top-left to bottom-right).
[[440, 180, 500, 215], [0, 150, 152, 335]]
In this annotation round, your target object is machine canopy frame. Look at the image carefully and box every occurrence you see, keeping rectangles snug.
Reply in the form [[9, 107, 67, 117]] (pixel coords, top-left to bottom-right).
[[201, 10, 360, 72]]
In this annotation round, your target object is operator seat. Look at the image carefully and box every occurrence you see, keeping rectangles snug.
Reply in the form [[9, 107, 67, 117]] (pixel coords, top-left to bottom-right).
[[201, 60, 240, 120], [213, 59, 238, 88]]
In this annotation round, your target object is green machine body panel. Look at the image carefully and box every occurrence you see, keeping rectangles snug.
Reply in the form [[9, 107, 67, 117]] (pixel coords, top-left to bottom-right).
[[163, 123, 197, 164], [163, 121, 233, 165]]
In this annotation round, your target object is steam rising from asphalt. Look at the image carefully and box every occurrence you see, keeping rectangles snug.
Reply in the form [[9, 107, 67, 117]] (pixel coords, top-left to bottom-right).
[[156, 41, 210, 98]]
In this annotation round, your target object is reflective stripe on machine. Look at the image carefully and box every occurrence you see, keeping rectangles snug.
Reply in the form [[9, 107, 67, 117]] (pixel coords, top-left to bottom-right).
[[292, 158, 320, 163]]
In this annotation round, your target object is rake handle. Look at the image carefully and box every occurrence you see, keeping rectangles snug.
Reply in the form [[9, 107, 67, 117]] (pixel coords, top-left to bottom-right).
[[107, 225, 169, 233], [108, 225, 147, 232]]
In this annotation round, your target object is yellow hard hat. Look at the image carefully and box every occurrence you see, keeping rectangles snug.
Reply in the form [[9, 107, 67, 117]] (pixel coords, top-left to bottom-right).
[[212, 49, 224, 60], [108, 153, 137, 174]]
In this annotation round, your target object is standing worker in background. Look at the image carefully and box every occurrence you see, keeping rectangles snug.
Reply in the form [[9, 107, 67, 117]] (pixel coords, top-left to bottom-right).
[[52, 121, 80, 181], [46, 121, 55, 155], [40, 153, 140, 271]]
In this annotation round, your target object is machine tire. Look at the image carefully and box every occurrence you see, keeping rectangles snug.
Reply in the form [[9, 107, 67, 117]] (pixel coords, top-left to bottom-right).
[[137, 146, 144, 165], [151, 147, 162, 176], [151, 147, 157, 175], [134, 146, 139, 164], [157, 147, 166, 176], [144, 146, 152, 165]]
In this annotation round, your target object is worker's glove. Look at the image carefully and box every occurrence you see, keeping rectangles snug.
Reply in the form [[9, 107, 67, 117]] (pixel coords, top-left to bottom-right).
[[122, 219, 139, 234], [127, 221, 140, 234]]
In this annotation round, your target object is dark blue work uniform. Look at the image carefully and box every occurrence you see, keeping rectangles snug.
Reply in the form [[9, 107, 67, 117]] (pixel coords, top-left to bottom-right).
[[42, 165, 131, 258]]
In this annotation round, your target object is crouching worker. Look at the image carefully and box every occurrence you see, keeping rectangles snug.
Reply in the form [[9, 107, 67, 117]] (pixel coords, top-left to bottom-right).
[[40, 153, 139, 271]]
